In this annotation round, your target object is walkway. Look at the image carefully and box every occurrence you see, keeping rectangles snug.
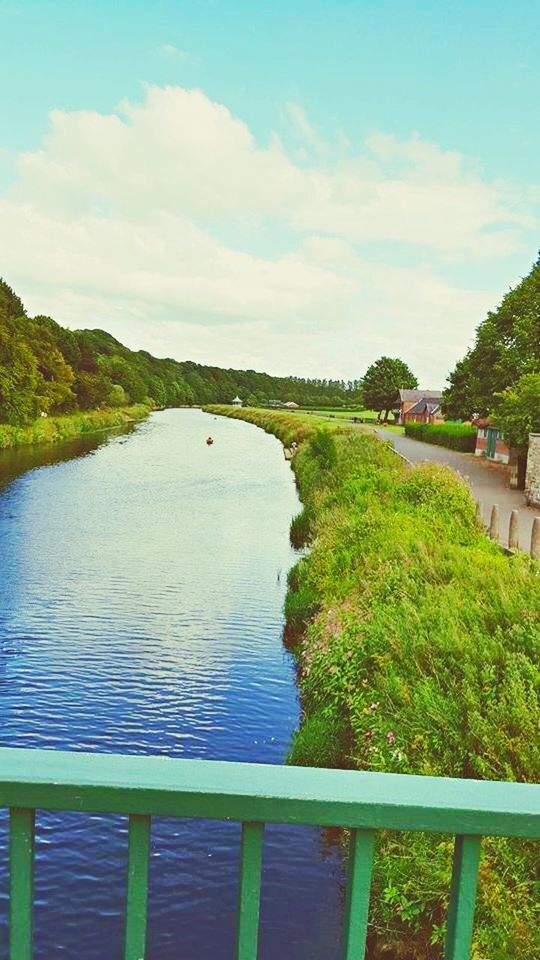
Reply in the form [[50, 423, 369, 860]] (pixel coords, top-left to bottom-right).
[[372, 428, 540, 552]]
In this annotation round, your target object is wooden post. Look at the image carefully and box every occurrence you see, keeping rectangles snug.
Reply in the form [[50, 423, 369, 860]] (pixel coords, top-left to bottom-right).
[[531, 518, 540, 560], [475, 500, 483, 526], [508, 510, 519, 550], [489, 504, 499, 541]]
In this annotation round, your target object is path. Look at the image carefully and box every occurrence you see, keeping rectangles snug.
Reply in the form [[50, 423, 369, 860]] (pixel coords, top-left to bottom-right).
[[372, 428, 540, 552]]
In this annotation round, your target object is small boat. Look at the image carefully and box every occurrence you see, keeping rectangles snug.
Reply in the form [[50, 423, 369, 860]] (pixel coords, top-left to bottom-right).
[[206, 437, 214, 446]]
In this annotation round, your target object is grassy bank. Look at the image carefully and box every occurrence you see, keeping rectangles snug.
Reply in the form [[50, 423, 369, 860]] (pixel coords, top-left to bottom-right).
[[404, 421, 477, 452], [206, 405, 540, 960], [0, 404, 151, 451]]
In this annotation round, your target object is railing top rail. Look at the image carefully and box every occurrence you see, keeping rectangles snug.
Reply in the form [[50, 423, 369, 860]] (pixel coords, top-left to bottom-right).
[[0, 748, 538, 838]]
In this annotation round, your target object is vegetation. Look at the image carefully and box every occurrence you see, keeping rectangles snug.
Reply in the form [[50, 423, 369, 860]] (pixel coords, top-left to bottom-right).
[[207, 405, 540, 960], [404, 421, 477, 452], [0, 279, 365, 425], [444, 254, 540, 420], [0, 405, 149, 451], [491, 373, 540, 448], [362, 356, 418, 420]]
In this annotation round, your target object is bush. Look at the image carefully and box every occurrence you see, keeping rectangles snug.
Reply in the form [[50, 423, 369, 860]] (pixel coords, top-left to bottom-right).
[[404, 420, 477, 451]]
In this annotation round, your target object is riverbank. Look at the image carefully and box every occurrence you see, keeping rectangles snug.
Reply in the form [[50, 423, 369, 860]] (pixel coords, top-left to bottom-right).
[[205, 405, 540, 960], [0, 404, 151, 451]]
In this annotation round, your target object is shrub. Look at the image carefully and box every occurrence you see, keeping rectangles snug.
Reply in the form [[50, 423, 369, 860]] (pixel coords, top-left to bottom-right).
[[405, 420, 477, 452]]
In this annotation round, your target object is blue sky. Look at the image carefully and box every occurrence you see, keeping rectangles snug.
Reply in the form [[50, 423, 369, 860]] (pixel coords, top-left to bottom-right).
[[1, 0, 539, 384]]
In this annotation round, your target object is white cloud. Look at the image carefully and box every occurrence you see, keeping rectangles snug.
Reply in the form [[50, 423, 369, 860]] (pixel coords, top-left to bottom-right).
[[157, 44, 193, 63], [0, 84, 537, 384]]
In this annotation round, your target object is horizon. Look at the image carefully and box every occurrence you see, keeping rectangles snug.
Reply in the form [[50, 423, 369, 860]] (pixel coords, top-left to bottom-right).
[[1, 1, 539, 387]]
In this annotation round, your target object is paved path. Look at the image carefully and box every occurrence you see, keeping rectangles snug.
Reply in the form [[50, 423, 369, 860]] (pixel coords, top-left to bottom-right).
[[372, 428, 540, 552]]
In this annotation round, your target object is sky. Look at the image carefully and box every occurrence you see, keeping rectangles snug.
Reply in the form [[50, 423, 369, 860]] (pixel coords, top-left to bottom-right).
[[1, 1, 539, 387]]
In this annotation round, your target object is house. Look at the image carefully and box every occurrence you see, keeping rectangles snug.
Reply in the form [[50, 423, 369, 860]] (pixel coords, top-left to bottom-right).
[[474, 420, 510, 464], [396, 389, 442, 424], [283, 401, 299, 409], [402, 397, 444, 425], [232, 396, 243, 407]]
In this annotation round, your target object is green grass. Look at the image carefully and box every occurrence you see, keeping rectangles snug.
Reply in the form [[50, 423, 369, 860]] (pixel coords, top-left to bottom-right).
[[301, 407, 382, 421], [0, 404, 151, 451], [206, 404, 540, 960]]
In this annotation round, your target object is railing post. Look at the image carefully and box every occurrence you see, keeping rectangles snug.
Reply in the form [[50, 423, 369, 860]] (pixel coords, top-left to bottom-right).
[[445, 835, 481, 960], [9, 807, 35, 960], [236, 822, 264, 960], [124, 814, 151, 960], [342, 829, 376, 960]]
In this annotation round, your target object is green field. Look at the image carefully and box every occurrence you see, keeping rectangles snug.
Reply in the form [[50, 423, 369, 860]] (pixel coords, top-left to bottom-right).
[[300, 408, 404, 434]]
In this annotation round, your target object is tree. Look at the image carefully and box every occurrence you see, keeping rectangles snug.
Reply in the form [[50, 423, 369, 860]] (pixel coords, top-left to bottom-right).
[[362, 356, 418, 420], [444, 255, 540, 419], [492, 374, 540, 448], [0, 328, 40, 424]]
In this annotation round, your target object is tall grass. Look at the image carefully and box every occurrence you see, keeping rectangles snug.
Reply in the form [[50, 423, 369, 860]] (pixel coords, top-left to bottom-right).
[[0, 405, 151, 451], [405, 420, 477, 452], [206, 404, 540, 960]]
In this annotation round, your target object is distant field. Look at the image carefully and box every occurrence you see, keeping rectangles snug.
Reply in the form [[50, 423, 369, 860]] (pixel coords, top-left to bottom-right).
[[300, 407, 380, 420], [298, 408, 405, 435]]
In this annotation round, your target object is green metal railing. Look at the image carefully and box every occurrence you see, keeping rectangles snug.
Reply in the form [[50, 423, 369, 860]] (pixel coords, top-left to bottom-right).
[[1, 748, 539, 960]]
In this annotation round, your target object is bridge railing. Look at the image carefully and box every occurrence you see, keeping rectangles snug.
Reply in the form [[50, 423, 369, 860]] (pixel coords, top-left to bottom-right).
[[1, 747, 539, 960]]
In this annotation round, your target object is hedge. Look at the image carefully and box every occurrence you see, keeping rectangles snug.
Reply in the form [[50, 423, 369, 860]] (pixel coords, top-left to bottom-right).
[[404, 420, 477, 452]]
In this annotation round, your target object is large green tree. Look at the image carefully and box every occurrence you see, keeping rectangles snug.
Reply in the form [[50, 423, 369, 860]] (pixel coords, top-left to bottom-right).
[[362, 356, 418, 420], [492, 374, 540, 448], [444, 255, 540, 419]]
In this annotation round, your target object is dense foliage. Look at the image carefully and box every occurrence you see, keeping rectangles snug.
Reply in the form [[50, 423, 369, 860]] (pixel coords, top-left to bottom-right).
[[404, 421, 477, 452], [443, 257, 540, 419], [491, 373, 540, 448], [208, 406, 540, 960], [362, 356, 418, 419], [0, 278, 362, 425]]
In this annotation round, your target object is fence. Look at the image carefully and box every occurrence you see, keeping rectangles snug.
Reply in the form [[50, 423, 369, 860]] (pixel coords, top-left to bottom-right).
[[1, 748, 539, 960]]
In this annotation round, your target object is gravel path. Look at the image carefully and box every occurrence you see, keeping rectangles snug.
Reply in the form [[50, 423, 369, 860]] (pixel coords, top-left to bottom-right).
[[373, 428, 540, 552]]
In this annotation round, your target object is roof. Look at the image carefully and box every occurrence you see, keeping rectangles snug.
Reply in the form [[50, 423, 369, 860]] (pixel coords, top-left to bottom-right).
[[232, 396, 242, 402], [405, 399, 441, 416], [398, 389, 442, 403]]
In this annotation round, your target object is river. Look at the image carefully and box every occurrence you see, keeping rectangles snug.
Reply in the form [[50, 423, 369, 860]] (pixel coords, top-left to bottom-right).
[[0, 409, 343, 959]]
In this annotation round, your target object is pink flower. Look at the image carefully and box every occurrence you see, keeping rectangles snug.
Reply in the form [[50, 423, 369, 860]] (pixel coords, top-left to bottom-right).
[[364, 730, 374, 740], [386, 731, 396, 744]]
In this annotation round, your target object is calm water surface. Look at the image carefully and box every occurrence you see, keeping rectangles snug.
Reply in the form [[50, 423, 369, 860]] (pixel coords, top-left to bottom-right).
[[0, 409, 343, 959]]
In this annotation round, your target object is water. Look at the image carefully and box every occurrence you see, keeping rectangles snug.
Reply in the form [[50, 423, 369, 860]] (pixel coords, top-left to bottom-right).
[[0, 409, 343, 959]]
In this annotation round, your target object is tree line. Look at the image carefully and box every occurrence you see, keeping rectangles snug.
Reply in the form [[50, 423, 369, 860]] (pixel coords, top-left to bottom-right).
[[0, 279, 364, 425], [443, 252, 540, 445]]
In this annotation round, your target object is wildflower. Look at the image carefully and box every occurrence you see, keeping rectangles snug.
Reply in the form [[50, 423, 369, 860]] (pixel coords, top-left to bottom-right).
[[364, 729, 374, 739], [387, 730, 396, 744], [370, 701, 379, 712]]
